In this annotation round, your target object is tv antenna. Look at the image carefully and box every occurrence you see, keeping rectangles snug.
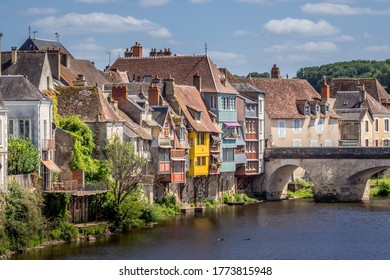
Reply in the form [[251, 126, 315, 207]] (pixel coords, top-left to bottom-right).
[[205, 43, 208, 56]]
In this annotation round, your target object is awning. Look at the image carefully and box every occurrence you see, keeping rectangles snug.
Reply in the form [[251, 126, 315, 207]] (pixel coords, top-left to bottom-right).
[[171, 157, 186, 161], [223, 122, 241, 127], [211, 154, 223, 163], [42, 160, 61, 173]]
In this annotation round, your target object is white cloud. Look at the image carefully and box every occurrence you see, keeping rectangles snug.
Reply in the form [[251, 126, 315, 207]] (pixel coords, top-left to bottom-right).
[[138, 0, 171, 7], [189, 0, 210, 3], [301, 3, 390, 15], [364, 45, 390, 52], [233, 29, 251, 36], [263, 18, 339, 36], [265, 41, 338, 53], [75, 0, 118, 3], [24, 7, 59, 15], [235, 0, 267, 3], [31, 13, 172, 38], [208, 50, 247, 65], [331, 35, 355, 42]]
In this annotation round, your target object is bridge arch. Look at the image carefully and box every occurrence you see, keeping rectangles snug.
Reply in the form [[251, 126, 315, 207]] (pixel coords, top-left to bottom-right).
[[262, 147, 390, 201]]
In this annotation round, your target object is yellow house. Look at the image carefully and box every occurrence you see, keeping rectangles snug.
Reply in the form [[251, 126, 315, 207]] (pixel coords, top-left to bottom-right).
[[188, 131, 210, 176], [164, 77, 222, 177]]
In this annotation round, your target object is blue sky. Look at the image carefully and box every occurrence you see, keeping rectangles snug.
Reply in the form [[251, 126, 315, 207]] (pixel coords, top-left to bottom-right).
[[1, 0, 390, 77]]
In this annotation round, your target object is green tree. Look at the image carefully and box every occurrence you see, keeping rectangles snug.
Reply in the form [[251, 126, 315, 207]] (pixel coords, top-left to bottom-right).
[[104, 137, 147, 226], [8, 137, 40, 175], [4, 181, 46, 250], [247, 72, 271, 78]]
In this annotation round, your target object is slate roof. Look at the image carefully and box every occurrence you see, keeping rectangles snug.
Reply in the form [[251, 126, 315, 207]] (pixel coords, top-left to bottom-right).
[[56, 86, 122, 123], [330, 78, 390, 104], [63, 59, 108, 88], [19, 38, 73, 57], [151, 106, 169, 127], [333, 108, 368, 122], [173, 84, 222, 133], [1, 51, 48, 89], [116, 109, 152, 140], [0, 91, 5, 109], [0, 75, 50, 101], [334, 90, 390, 116], [110, 55, 238, 95]]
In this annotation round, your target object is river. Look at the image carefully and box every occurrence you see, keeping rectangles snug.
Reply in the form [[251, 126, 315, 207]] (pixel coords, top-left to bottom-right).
[[11, 198, 390, 260]]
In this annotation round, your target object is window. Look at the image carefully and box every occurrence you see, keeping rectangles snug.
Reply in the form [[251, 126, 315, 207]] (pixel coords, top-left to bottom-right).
[[229, 97, 235, 111], [222, 148, 234, 162], [304, 104, 311, 116], [179, 127, 186, 141], [197, 132, 205, 145], [222, 97, 227, 110], [385, 119, 389, 133], [324, 140, 332, 147], [365, 120, 369, 133], [259, 120, 263, 134], [365, 139, 369, 147], [210, 96, 217, 109], [259, 100, 263, 114], [159, 149, 170, 162], [293, 119, 301, 134], [316, 118, 324, 134], [194, 111, 201, 121], [310, 140, 318, 147], [19, 119, 31, 139], [325, 104, 330, 115], [316, 103, 321, 114], [293, 139, 302, 147], [375, 118, 379, 133], [8, 119, 15, 138], [196, 157, 206, 166], [278, 120, 286, 138]]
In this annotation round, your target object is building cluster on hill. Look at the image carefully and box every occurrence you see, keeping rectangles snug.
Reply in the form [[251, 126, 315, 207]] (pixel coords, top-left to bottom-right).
[[1, 39, 390, 222]]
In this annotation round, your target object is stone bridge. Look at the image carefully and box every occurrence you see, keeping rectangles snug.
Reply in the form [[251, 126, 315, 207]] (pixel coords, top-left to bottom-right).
[[261, 147, 390, 201]]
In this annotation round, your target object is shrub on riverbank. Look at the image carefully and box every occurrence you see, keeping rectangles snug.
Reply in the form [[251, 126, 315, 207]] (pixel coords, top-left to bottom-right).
[[287, 179, 314, 199], [371, 178, 390, 197], [4, 181, 46, 251]]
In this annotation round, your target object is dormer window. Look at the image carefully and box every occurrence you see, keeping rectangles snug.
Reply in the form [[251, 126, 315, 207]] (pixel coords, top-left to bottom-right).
[[304, 103, 311, 116], [195, 111, 201, 122], [316, 103, 321, 114], [325, 104, 330, 115]]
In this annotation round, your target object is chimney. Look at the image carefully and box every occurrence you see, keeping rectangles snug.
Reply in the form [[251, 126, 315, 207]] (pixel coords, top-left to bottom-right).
[[132, 42, 142, 57], [112, 85, 128, 101], [11, 47, 17, 64], [164, 75, 180, 113], [359, 85, 367, 103], [193, 70, 201, 92], [148, 82, 161, 106], [271, 64, 281, 79], [320, 76, 330, 102]]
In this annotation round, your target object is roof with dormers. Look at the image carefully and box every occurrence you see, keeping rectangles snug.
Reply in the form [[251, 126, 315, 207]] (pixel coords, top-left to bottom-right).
[[173, 84, 222, 133], [330, 78, 390, 103], [19, 37, 73, 57], [109, 55, 238, 95], [227, 71, 340, 120]]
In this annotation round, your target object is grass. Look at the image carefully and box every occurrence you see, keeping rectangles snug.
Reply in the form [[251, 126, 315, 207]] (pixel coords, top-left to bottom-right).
[[287, 179, 314, 199]]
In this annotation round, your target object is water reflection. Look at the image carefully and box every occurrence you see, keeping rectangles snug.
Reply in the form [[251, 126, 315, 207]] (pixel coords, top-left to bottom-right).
[[12, 199, 390, 260]]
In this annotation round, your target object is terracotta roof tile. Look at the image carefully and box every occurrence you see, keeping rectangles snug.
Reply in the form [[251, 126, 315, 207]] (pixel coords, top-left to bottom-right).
[[173, 84, 222, 133], [110, 55, 238, 95]]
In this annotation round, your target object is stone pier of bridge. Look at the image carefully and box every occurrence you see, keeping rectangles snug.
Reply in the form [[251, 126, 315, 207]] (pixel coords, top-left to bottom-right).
[[259, 147, 390, 202]]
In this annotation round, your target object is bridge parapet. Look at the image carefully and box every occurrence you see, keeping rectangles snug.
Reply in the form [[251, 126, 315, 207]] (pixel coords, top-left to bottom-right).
[[265, 147, 390, 160]]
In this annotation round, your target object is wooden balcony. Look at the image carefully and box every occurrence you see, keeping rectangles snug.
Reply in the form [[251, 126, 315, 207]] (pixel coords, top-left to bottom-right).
[[171, 172, 185, 183], [171, 149, 186, 158], [246, 152, 258, 160], [245, 133, 258, 140], [210, 146, 220, 153], [159, 161, 171, 173]]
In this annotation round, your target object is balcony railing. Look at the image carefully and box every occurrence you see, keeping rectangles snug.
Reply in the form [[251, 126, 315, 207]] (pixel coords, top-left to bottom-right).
[[171, 149, 186, 159], [46, 181, 109, 192], [158, 137, 172, 147], [42, 139, 55, 151]]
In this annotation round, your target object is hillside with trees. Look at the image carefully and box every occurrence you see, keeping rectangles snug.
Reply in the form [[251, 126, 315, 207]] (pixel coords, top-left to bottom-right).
[[295, 59, 390, 92]]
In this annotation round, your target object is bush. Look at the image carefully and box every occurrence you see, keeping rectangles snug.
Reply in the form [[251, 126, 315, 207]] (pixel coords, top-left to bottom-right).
[[376, 179, 390, 197], [8, 137, 40, 175], [4, 181, 46, 250]]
